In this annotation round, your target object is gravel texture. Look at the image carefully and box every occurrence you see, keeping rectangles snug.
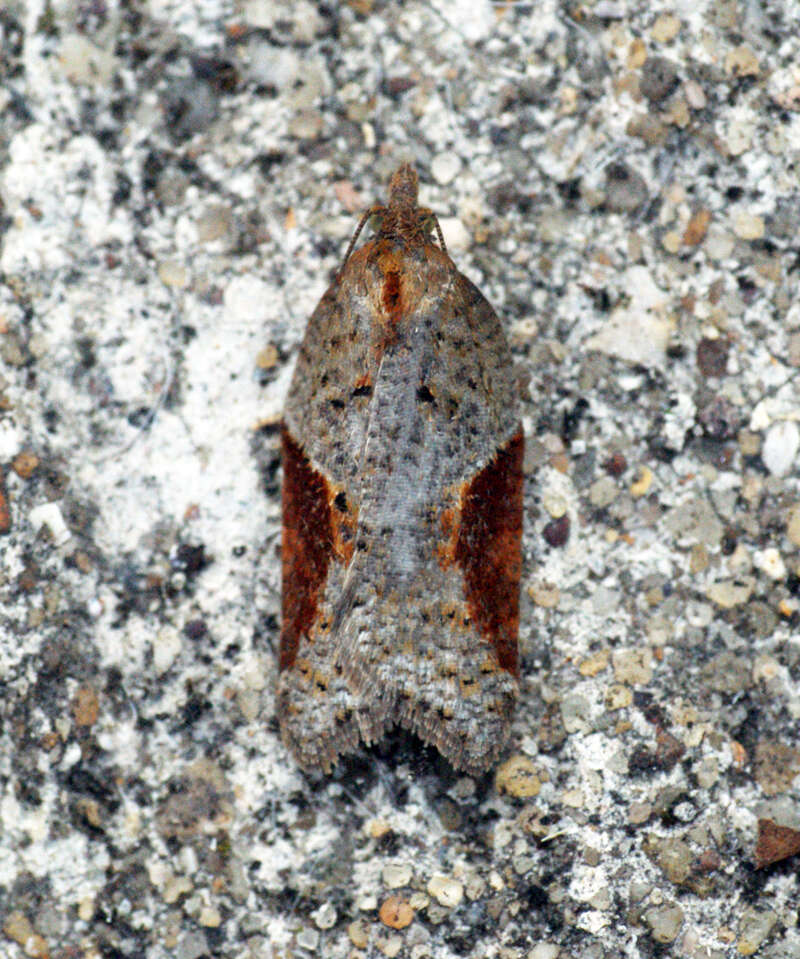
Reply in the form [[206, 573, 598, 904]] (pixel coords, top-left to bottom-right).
[[1, 1, 799, 958]]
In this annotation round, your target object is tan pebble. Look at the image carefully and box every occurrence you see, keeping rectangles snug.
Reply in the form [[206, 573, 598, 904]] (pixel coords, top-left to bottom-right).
[[645, 902, 684, 943], [682, 209, 711, 246], [579, 650, 610, 677], [378, 934, 404, 958], [689, 543, 709, 573], [529, 582, 560, 608], [725, 45, 760, 77], [163, 876, 192, 904], [707, 580, 753, 609], [157, 260, 188, 289], [198, 906, 221, 927], [488, 869, 504, 890], [378, 895, 414, 929], [367, 818, 392, 839], [348, 919, 369, 948], [288, 109, 323, 140], [495, 756, 541, 798], [786, 505, 800, 547], [561, 788, 584, 808], [651, 13, 680, 43], [779, 597, 798, 618], [736, 906, 777, 955], [606, 683, 633, 710], [3, 910, 35, 946], [628, 801, 652, 824], [630, 465, 653, 497], [627, 37, 647, 69], [426, 874, 464, 908], [256, 344, 279, 369], [730, 740, 748, 768], [733, 211, 765, 240], [72, 684, 100, 727], [11, 450, 39, 478]]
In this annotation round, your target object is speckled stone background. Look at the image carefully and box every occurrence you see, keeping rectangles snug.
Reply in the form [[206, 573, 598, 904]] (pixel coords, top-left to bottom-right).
[[1, 1, 799, 958]]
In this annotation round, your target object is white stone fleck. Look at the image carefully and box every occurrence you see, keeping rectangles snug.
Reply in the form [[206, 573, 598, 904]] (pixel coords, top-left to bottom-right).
[[29, 502, 71, 546], [762, 421, 799, 476], [753, 548, 786, 581], [431, 153, 462, 185]]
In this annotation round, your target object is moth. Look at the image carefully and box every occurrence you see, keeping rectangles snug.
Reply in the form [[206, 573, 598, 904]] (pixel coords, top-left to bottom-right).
[[278, 164, 523, 774]]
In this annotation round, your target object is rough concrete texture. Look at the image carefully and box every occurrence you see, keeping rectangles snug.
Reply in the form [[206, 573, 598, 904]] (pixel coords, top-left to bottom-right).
[[1, 1, 799, 957]]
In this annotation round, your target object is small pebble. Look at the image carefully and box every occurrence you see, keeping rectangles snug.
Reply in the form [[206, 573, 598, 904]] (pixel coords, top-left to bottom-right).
[[543, 515, 570, 547], [612, 648, 653, 685], [378, 895, 414, 930], [72, 685, 100, 727], [579, 650, 610, 677], [529, 583, 560, 608], [426, 875, 464, 909], [439, 216, 470, 253], [11, 450, 39, 478], [603, 162, 649, 212], [696, 336, 728, 376], [630, 466, 653, 497], [560, 693, 591, 734], [312, 901, 337, 930], [528, 943, 560, 959], [640, 56, 679, 102], [288, 109, 323, 139], [650, 13, 680, 43], [158, 260, 188, 289], [684, 79, 707, 109], [378, 934, 403, 958], [542, 492, 567, 518], [382, 863, 412, 889], [736, 907, 777, 955], [707, 580, 753, 609], [787, 504, 800, 547], [296, 927, 318, 950], [431, 153, 461, 186], [732, 210, 765, 240], [606, 684, 632, 710], [725, 45, 760, 77], [683, 209, 712, 247], [348, 919, 369, 948], [644, 903, 684, 943], [29, 502, 71, 545], [590, 475, 618, 508], [495, 756, 541, 798], [198, 906, 221, 928], [753, 547, 786, 580], [762, 420, 799, 476]]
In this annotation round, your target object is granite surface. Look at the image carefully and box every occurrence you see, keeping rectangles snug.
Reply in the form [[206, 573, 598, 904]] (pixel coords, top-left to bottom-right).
[[1, 1, 799, 957]]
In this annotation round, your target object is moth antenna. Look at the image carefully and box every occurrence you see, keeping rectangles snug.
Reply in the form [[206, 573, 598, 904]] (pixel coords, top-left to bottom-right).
[[340, 204, 385, 271]]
